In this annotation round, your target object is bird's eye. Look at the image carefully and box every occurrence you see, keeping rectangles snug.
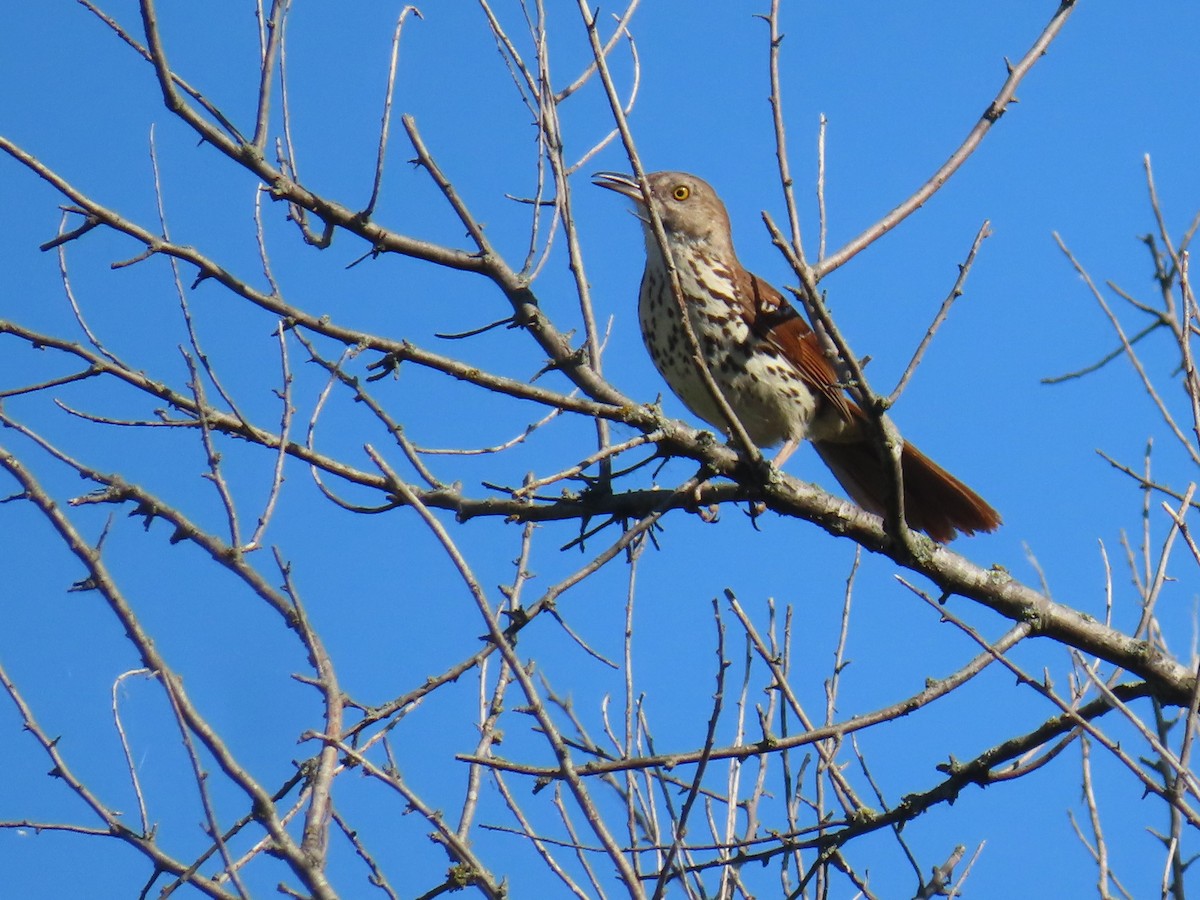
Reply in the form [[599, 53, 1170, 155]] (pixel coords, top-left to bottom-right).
[[672, 185, 691, 201]]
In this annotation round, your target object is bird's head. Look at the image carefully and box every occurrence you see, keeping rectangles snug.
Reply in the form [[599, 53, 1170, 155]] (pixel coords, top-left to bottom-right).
[[593, 171, 736, 260]]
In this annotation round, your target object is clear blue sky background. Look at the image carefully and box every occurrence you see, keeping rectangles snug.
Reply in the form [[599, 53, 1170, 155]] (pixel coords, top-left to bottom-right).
[[3, 2, 1200, 897]]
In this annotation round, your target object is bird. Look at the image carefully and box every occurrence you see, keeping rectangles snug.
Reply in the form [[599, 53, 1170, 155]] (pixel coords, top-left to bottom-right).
[[593, 170, 1001, 542]]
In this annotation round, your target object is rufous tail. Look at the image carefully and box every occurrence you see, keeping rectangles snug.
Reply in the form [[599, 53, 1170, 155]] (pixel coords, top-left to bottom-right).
[[813, 439, 1001, 542]]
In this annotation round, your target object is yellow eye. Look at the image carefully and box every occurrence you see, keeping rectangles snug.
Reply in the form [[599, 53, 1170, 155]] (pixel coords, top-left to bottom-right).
[[672, 185, 691, 201]]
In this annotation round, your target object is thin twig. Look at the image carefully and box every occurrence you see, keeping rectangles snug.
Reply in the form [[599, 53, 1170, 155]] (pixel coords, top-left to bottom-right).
[[817, 1, 1079, 277], [889, 220, 992, 404], [363, 7, 422, 218]]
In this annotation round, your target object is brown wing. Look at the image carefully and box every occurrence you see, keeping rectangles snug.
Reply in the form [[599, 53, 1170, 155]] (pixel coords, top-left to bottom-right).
[[733, 267, 854, 421], [731, 267, 1001, 540]]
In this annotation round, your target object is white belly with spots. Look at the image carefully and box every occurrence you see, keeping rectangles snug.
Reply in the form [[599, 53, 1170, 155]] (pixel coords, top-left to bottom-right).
[[638, 260, 821, 448]]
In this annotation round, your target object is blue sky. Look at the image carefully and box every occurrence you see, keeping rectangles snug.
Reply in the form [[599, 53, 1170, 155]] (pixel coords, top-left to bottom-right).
[[3, 2, 1200, 897]]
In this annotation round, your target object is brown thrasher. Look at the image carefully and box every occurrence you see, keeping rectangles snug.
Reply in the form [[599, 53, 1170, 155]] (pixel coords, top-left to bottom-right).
[[594, 170, 1001, 542]]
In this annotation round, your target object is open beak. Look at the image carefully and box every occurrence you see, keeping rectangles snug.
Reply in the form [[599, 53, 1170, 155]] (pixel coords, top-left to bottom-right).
[[592, 171, 644, 203]]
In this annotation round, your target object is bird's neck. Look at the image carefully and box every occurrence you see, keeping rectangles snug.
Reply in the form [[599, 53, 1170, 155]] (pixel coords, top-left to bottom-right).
[[641, 229, 738, 273]]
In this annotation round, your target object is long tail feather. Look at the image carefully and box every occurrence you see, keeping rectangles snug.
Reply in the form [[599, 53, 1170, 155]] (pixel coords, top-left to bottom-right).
[[813, 440, 1001, 542]]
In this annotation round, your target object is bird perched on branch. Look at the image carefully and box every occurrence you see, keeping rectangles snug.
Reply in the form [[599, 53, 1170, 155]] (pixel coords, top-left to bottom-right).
[[594, 170, 1000, 542]]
